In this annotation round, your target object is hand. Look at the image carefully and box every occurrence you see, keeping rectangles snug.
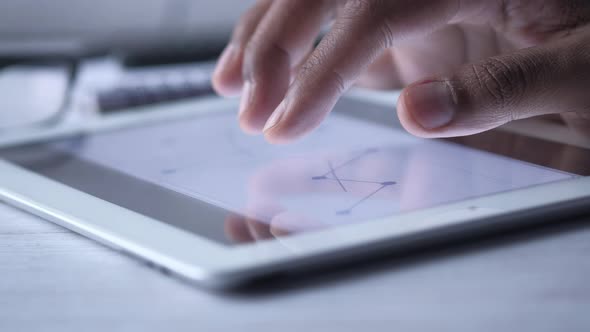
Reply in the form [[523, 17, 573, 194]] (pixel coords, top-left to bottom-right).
[[213, 0, 590, 143]]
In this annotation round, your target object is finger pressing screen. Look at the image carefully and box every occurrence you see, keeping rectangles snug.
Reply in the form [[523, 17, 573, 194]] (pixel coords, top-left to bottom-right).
[[238, 0, 335, 134], [262, 0, 462, 144]]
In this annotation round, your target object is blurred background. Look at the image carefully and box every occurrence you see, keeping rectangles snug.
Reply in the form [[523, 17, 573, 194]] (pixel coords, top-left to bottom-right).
[[0, 0, 254, 58], [0, 1, 258, 131]]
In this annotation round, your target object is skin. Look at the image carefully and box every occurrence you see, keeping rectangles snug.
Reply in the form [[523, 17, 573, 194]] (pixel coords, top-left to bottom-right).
[[213, 0, 590, 243], [224, 146, 452, 242], [212, 0, 590, 144], [224, 133, 590, 243]]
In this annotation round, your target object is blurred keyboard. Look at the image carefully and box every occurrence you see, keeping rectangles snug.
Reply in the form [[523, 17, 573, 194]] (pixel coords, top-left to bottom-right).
[[97, 69, 214, 112], [72, 57, 217, 114]]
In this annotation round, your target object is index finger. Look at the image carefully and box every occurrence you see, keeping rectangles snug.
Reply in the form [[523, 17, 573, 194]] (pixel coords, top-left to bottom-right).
[[262, 0, 465, 143]]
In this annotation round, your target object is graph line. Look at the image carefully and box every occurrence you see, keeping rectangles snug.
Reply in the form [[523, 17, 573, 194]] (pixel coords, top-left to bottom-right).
[[336, 183, 395, 215], [311, 148, 397, 215], [328, 161, 347, 192], [318, 148, 379, 177]]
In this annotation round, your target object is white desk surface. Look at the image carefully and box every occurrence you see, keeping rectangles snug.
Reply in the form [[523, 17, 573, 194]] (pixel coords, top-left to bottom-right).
[[1, 200, 589, 332], [1, 90, 589, 331]]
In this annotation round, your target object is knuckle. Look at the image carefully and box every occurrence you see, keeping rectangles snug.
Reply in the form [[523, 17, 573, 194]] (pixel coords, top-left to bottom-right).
[[299, 52, 347, 95], [342, 0, 375, 13], [299, 52, 322, 74], [343, 0, 391, 15], [328, 69, 347, 94], [298, 53, 324, 84], [466, 56, 532, 119], [376, 20, 396, 48], [245, 38, 289, 63], [243, 38, 291, 81], [340, 0, 394, 47], [499, 0, 590, 40]]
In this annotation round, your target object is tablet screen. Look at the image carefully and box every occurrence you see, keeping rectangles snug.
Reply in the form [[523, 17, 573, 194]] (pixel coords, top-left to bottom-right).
[[1, 99, 585, 245]]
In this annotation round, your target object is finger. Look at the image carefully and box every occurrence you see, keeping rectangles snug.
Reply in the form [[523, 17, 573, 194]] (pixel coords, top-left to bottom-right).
[[270, 211, 323, 237], [356, 25, 502, 90], [355, 50, 402, 90], [393, 24, 500, 84], [212, 0, 272, 97], [561, 112, 590, 139], [397, 32, 590, 138], [238, 0, 335, 134], [243, 201, 284, 241], [245, 218, 274, 241], [262, 0, 462, 144], [224, 214, 255, 243], [289, 46, 315, 83]]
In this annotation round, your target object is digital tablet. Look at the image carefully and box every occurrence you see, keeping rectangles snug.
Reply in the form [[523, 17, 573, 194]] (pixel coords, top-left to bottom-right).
[[1, 94, 589, 289]]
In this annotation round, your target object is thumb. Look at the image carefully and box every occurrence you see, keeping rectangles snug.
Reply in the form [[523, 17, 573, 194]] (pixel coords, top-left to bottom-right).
[[397, 33, 590, 138]]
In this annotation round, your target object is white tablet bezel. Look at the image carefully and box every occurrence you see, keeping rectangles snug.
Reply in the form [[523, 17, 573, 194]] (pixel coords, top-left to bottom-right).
[[1, 94, 589, 289]]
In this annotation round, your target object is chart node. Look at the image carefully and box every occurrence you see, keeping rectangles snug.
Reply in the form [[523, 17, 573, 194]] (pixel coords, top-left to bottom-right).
[[311, 148, 396, 215]]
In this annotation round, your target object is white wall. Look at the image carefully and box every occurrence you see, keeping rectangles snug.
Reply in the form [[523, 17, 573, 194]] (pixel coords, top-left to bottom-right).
[[0, 0, 255, 56]]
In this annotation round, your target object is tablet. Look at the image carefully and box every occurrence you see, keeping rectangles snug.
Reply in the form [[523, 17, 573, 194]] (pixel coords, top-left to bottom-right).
[[1, 95, 589, 289]]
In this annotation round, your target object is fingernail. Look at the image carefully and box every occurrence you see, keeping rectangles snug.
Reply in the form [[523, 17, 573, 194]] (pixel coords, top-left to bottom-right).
[[270, 225, 291, 237], [239, 81, 252, 116], [263, 100, 287, 132], [405, 80, 455, 130], [270, 215, 294, 237]]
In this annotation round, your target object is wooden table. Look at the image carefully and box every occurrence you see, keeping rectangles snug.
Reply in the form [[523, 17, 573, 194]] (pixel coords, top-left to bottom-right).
[[1, 200, 589, 332]]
